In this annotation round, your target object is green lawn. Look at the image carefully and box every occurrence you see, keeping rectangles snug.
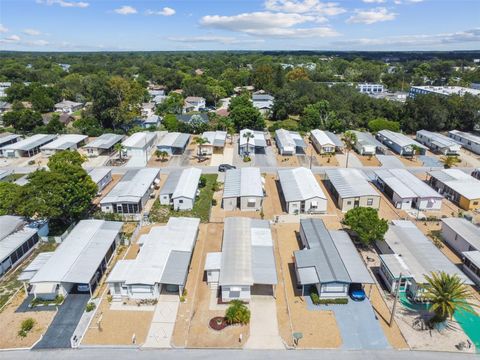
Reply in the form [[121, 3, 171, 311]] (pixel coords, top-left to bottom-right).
[[2, 173, 25, 182], [149, 174, 218, 223]]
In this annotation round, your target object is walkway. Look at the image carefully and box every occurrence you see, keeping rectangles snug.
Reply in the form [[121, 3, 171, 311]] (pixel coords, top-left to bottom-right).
[[143, 294, 179, 348], [244, 294, 284, 349]]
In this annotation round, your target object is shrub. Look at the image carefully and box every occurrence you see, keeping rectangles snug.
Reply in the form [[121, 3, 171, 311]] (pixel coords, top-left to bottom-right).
[[225, 300, 250, 325], [212, 199, 217, 206], [18, 318, 36, 338], [310, 291, 320, 305], [199, 175, 207, 188], [28, 160, 35, 165], [85, 302, 96, 312], [318, 298, 349, 305], [54, 295, 64, 305], [243, 155, 251, 162]]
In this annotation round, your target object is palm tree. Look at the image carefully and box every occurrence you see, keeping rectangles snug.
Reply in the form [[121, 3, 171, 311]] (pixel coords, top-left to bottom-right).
[[159, 150, 169, 162], [114, 143, 124, 161], [342, 131, 357, 168], [422, 272, 476, 324], [440, 155, 460, 169], [154, 149, 162, 161], [228, 126, 235, 145], [410, 144, 421, 161], [243, 131, 254, 155], [225, 300, 251, 325], [195, 136, 210, 160]]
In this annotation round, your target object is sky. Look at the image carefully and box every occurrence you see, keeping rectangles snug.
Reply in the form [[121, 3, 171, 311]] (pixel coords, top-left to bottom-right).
[[0, 0, 479, 52]]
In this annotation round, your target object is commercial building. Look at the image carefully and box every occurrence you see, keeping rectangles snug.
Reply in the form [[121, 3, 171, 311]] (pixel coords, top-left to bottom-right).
[[205, 217, 277, 303], [278, 167, 327, 214], [0, 134, 57, 158], [356, 83, 384, 94], [448, 130, 480, 155], [88, 168, 112, 193], [0, 216, 41, 277], [107, 217, 200, 299], [239, 129, 267, 156], [377, 220, 472, 300], [427, 169, 480, 211], [408, 86, 480, 99], [310, 129, 343, 154], [275, 129, 307, 155], [294, 219, 373, 298], [222, 167, 264, 211], [100, 168, 160, 215], [40, 134, 88, 156], [159, 167, 201, 211], [374, 169, 442, 211], [441, 218, 480, 286], [198, 131, 227, 155], [325, 169, 380, 212], [415, 130, 461, 155], [29, 220, 123, 299], [83, 133, 125, 157], [376, 130, 427, 156], [156, 132, 191, 155], [352, 131, 387, 155]]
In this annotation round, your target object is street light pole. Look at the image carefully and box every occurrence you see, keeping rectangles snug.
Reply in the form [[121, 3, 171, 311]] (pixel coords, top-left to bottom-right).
[[389, 272, 402, 327]]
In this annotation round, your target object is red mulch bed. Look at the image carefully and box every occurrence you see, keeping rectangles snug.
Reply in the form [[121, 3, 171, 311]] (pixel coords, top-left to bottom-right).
[[209, 316, 228, 331]]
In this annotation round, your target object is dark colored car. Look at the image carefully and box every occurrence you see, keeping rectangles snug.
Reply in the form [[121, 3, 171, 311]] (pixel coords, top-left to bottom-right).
[[349, 284, 366, 301], [218, 164, 236, 172]]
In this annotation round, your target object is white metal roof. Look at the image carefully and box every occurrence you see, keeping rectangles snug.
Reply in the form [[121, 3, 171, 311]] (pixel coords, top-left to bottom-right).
[[326, 169, 379, 199], [172, 167, 202, 200], [202, 131, 227, 147], [122, 132, 157, 149], [442, 218, 480, 251], [449, 130, 480, 146], [157, 132, 190, 148], [30, 220, 123, 284], [416, 130, 461, 150], [18, 252, 54, 281], [239, 129, 267, 147], [100, 168, 159, 205], [463, 251, 480, 268], [378, 130, 427, 149], [0, 215, 24, 240], [40, 134, 87, 151], [1, 134, 57, 151], [375, 169, 441, 199], [0, 225, 37, 263], [275, 129, 306, 152], [84, 133, 124, 149], [311, 129, 335, 147], [429, 169, 480, 200], [204, 252, 222, 271], [223, 167, 263, 198], [0, 134, 21, 147], [88, 168, 111, 185], [379, 254, 412, 279], [353, 131, 387, 151], [278, 167, 326, 202], [110, 217, 200, 286], [382, 220, 472, 285], [219, 217, 277, 286]]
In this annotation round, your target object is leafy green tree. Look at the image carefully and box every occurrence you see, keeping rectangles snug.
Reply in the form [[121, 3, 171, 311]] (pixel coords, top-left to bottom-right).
[[72, 116, 104, 137], [440, 155, 460, 169], [157, 93, 184, 115], [0, 182, 22, 215], [47, 150, 86, 171], [43, 113, 66, 134], [2, 109, 43, 133], [195, 136, 209, 159], [368, 118, 400, 133], [162, 114, 179, 132], [229, 94, 265, 131], [343, 207, 388, 246], [225, 300, 251, 325], [30, 86, 55, 113], [422, 272, 476, 324], [114, 143, 124, 161]]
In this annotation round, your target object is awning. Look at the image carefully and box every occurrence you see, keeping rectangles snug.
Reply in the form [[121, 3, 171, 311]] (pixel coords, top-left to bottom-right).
[[33, 283, 57, 294]]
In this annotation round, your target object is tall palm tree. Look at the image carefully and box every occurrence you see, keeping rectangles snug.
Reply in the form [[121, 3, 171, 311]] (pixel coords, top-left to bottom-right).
[[422, 272, 477, 324], [228, 126, 235, 145], [195, 136, 210, 160], [159, 150, 169, 162], [440, 155, 460, 169], [243, 131, 254, 155], [114, 143, 124, 161], [342, 131, 357, 168]]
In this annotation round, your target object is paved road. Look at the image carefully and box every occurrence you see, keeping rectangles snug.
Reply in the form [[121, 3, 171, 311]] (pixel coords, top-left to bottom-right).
[[34, 294, 90, 349], [1, 349, 477, 360]]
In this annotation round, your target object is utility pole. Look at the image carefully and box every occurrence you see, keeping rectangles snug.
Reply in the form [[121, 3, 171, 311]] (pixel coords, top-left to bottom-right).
[[389, 272, 402, 327]]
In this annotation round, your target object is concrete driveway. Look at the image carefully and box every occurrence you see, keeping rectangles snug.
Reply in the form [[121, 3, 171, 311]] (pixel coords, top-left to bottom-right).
[[143, 294, 179, 348], [330, 299, 389, 350], [244, 295, 284, 349], [336, 153, 363, 168], [253, 147, 277, 167], [34, 294, 89, 349], [377, 155, 405, 168]]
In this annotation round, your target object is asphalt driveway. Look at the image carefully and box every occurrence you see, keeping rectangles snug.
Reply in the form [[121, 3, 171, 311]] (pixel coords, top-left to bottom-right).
[[34, 294, 89, 349]]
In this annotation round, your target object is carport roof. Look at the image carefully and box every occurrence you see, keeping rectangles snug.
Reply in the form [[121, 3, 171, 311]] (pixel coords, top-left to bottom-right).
[[378, 130, 427, 150], [30, 220, 123, 284], [375, 169, 441, 199], [325, 169, 379, 199], [295, 219, 373, 285], [40, 134, 87, 151], [84, 133, 124, 149], [278, 167, 326, 202], [1, 134, 56, 151], [18, 252, 54, 281], [239, 129, 267, 147], [275, 129, 306, 151], [157, 132, 190, 149]]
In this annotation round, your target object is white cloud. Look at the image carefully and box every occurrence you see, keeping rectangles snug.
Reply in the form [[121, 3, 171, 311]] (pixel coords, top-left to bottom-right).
[[0, 24, 8, 33], [346, 7, 396, 24], [25, 39, 50, 46], [0, 34, 21, 43], [167, 35, 264, 45], [363, 0, 386, 3], [114, 5, 137, 15], [264, 0, 346, 16], [333, 28, 480, 48], [23, 29, 41, 36], [394, 0, 424, 4], [36, 0, 89, 8], [146, 7, 176, 16]]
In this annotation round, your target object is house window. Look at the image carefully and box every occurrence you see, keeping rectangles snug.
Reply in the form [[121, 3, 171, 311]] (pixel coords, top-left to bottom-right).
[[247, 199, 256, 208], [347, 201, 352, 205], [179, 199, 183, 204], [367, 199, 373, 206]]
